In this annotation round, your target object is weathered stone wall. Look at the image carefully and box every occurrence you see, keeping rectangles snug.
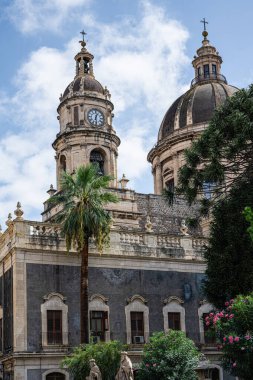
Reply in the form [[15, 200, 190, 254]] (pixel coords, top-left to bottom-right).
[[26, 263, 205, 349]]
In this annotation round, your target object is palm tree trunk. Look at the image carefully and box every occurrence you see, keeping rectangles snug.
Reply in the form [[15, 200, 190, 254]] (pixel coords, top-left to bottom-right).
[[80, 237, 89, 344]]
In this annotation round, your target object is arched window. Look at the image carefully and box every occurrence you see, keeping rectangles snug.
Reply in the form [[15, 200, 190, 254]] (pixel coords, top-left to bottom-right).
[[60, 155, 66, 172], [90, 149, 104, 175], [46, 373, 65, 380]]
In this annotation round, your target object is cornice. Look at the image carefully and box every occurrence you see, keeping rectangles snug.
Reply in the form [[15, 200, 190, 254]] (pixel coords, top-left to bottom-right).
[[52, 128, 121, 149]]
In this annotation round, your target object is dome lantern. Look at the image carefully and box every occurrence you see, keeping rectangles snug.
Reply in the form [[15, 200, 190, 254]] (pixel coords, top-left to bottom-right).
[[191, 19, 226, 87], [74, 30, 95, 78]]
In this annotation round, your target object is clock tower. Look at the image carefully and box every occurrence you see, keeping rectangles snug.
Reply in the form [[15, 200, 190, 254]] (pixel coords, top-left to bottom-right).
[[53, 33, 120, 189]]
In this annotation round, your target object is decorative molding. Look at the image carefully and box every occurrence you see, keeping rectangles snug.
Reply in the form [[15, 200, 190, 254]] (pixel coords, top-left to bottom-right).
[[163, 296, 184, 305], [89, 293, 108, 304], [43, 292, 66, 303], [127, 294, 147, 305], [199, 299, 208, 306], [42, 369, 69, 380]]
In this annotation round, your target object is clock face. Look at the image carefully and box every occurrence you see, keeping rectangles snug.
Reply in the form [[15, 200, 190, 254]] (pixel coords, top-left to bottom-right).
[[87, 108, 105, 126]]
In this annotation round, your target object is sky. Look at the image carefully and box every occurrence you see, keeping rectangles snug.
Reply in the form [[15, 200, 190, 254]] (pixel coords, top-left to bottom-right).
[[0, 0, 253, 226]]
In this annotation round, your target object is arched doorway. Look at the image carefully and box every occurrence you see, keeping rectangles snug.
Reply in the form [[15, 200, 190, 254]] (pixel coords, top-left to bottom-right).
[[46, 373, 65, 380]]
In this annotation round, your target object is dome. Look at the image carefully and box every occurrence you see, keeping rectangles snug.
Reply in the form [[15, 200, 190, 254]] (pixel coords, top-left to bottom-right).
[[158, 82, 238, 141], [63, 76, 104, 98]]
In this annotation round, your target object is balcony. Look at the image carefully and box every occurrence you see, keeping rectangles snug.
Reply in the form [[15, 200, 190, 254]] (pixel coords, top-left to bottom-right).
[[191, 73, 227, 87]]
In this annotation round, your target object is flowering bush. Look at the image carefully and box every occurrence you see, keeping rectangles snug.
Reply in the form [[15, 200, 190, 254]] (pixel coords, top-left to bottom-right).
[[205, 293, 253, 380], [136, 331, 199, 380]]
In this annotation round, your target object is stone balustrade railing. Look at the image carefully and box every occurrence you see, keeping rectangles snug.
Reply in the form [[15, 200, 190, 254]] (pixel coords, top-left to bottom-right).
[[0, 220, 207, 261]]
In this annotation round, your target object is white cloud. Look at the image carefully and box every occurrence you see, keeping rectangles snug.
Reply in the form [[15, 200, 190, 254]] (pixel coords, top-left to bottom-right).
[[0, 1, 190, 226], [7, 0, 92, 34]]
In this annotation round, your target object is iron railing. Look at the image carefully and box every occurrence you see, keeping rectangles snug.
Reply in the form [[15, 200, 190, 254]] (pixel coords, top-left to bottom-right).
[[191, 73, 227, 87]]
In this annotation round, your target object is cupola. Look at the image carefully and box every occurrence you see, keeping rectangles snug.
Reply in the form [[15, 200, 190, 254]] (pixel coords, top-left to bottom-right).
[[148, 21, 238, 195]]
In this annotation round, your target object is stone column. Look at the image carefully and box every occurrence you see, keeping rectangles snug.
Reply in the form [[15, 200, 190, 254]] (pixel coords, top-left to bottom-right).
[[155, 164, 163, 194]]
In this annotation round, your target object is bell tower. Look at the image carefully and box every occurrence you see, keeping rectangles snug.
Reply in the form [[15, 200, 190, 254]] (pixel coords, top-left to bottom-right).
[[53, 32, 120, 189]]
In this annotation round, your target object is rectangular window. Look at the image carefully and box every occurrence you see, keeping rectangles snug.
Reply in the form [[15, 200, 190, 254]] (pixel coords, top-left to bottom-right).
[[204, 64, 210, 78], [73, 106, 79, 125], [212, 64, 217, 75], [90, 311, 108, 342], [47, 310, 62, 345], [131, 311, 144, 343], [203, 313, 216, 344], [168, 312, 181, 330], [197, 67, 201, 77]]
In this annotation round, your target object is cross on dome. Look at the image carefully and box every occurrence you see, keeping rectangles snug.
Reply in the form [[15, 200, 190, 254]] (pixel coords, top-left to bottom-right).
[[200, 17, 209, 40], [79, 29, 87, 48], [201, 18, 208, 31]]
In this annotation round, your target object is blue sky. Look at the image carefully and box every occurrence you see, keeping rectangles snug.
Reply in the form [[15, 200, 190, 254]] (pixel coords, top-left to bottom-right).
[[0, 0, 252, 226]]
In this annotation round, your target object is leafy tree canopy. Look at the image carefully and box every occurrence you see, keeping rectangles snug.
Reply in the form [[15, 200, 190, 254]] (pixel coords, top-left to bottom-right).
[[50, 164, 118, 252], [178, 84, 253, 206], [136, 331, 199, 380], [62, 341, 125, 380], [203, 177, 253, 308]]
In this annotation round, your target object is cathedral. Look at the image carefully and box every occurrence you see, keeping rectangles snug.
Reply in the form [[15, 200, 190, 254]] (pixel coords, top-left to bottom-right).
[[0, 27, 238, 380]]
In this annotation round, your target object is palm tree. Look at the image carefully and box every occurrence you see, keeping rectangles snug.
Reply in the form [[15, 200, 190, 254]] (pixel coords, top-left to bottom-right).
[[50, 164, 118, 343]]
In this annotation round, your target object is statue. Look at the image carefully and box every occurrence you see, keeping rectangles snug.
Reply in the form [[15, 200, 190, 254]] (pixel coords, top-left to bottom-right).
[[86, 359, 102, 380], [115, 352, 133, 380]]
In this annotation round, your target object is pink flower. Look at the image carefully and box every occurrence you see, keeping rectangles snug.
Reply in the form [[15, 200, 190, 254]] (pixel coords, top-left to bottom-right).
[[228, 336, 234, 344], [206, 321, 210, 326], [225, 301, 229, 307], [232, 362, 237, 368], [245, 335, 251, 340], [229, 314, 234, 319], [209, 312, 214, 317], [223, 337, 227, 342], [145, 364, 150, 367], [153, 364, 157, 367], [234, 336, 240, 342]]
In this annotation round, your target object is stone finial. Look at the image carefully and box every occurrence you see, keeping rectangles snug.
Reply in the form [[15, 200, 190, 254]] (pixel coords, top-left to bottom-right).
[[180, 219, 189, 235], [119, 174, 129, 190], [104, 86, 111, 100], [47, 184, 57, 197], [5, 213, 13, 227], [145, 215, 153, 233], [14, 202, 24, 220]]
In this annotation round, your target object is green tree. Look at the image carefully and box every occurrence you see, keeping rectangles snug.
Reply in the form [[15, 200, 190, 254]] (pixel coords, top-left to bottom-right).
[[136, 331, 199, 380], [62, 340, 124, 380], [244, 206, 253, 241], [203, 177, 253, 308], [205, 294, 253, 380], [178, 85, 253, 206], [51, 164, 118, 343]]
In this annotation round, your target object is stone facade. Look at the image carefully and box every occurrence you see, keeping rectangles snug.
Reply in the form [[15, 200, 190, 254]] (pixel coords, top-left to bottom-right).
[[0, 32, 237, 380]]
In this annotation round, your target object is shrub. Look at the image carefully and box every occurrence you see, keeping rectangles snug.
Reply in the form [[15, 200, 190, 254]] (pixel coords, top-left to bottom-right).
[[205, 294, 253, 380], [62, 340, 125, 380], [136, 331, 199, 380]]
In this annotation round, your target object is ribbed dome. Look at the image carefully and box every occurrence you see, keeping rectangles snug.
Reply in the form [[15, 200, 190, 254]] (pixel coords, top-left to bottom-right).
[[63, 76, 104, 98], [158, 82, 238, 140]]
